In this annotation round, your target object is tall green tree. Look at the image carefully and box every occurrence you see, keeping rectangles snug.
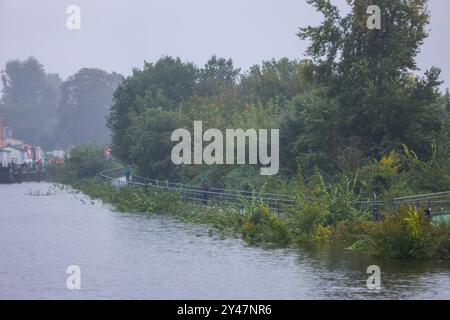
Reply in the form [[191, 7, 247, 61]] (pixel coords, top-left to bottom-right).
[[108, 56, 197, 165], [0, 57, 61, 148], [293, 0, 444, 172]]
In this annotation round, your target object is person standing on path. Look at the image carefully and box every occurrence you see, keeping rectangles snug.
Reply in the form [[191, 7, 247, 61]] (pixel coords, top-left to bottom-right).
[[124, 166, 132, 182]]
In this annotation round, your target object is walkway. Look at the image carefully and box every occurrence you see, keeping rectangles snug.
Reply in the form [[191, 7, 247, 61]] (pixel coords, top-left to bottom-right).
[[99, 167, 450, 218]]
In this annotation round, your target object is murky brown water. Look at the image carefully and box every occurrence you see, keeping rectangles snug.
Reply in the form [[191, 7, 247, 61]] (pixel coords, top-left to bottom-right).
[[0, 183, 449, 299]]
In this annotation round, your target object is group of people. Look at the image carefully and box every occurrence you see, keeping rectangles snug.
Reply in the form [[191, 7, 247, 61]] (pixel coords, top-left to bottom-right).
[[0, 159, 45, 183]]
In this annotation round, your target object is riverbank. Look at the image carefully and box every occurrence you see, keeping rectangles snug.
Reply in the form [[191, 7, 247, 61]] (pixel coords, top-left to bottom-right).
[[48, 168, 450, 260], [48, 176, 291, 246], [44, 144, 450, 260]]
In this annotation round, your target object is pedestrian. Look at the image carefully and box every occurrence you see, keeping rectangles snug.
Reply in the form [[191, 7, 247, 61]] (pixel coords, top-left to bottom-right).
[[202, 181, 209, 205], [124, 166, 131, 182]]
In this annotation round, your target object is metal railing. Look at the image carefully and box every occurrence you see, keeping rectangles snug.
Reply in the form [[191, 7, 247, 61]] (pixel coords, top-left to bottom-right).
[[99, 167, 295, 213], [98, 167, 450, 217]]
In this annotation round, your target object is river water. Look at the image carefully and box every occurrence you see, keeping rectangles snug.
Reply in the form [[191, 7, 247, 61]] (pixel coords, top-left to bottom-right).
[[0, 182, 449, 300]]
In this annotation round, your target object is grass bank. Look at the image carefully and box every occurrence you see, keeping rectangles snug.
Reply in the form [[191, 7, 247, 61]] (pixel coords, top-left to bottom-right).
[[46, 144, 450, 259]]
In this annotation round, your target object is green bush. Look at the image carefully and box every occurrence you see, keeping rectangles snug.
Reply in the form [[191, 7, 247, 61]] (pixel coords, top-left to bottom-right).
[[366, 205, 450, 259], [335, 217, 372, 243], [286, 168, 370, 243], [242, 205, 291, 246], [47, 143, 118, 185], [66, 143, 113, 178], [114, 186, 182, 214], [356, 151, 412, 199]]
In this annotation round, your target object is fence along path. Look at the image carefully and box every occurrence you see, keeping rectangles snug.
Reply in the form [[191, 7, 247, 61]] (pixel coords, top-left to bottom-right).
[[99, 167, 450, 217], [99, 167, 295, 213]]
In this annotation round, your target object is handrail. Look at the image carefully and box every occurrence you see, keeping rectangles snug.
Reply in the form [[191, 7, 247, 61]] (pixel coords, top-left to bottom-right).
[[98, 167, 450, 215], [99, 167, 296, 213], [394, 191, 450, 201]]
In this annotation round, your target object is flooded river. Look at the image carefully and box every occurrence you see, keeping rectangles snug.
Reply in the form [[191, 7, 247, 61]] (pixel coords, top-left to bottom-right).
[[0, 183, 449, 299]]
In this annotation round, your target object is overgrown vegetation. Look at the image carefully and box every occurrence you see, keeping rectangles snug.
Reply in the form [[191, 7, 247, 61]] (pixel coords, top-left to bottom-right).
[[48, 145, 291, 248], [365, 205, 450, 259], [38, 0, 450, 259], [48, 143, 450, 259], [107, 1, 450, 194]]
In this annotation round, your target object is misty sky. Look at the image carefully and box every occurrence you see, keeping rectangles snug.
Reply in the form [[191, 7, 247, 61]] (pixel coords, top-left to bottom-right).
[[1, 0, 449, 92]]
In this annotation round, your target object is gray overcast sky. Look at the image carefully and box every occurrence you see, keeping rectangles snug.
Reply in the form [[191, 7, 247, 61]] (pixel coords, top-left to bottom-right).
[[0, 0, 449, 91]]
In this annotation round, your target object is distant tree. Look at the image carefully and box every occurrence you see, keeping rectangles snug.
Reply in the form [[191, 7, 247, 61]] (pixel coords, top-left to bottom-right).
[[0, 57, 61, 148], [56, 68, 123, 147]]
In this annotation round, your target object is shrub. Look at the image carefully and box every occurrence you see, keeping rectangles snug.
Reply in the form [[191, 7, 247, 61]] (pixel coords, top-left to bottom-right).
[[286, 168, 370, 243], [366, 205, 450, 259], [65, 143, 113, 178], [356, 151, 412, 199], [335, 217, 372, 243], [242, 205, 291, 246]]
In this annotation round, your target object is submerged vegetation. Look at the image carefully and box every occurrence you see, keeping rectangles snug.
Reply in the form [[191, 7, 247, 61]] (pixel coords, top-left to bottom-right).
[[366, 205, 450, 259], [12, 0, 450, 260], [48, 143, 450, 260], [48, 1, 450, 260]]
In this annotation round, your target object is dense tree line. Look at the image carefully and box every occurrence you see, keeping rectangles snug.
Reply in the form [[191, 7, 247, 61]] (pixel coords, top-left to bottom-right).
[[1, 0, 450, 198], [0, 57, 123, 149], [108, 0, 450, 197], [45, 0, 450, 259], [107, 56, 309, 186]]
